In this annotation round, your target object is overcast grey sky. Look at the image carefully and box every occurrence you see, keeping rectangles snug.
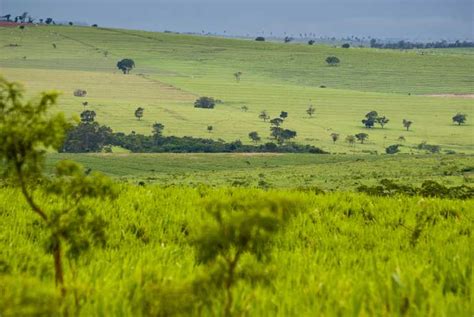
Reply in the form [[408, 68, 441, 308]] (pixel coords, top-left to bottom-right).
[[2, 0, 473, 40]]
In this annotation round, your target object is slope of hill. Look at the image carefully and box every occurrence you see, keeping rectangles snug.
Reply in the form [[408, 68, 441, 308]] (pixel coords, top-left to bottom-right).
[[0, 25, 473, 154]]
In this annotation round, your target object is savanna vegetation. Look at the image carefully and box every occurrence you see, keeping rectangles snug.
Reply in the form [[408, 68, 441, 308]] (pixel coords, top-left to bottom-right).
[[0, 21, 473, 317]]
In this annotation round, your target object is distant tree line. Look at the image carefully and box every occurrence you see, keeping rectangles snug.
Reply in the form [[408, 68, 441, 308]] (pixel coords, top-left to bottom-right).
[[370, 39, 474, 50], [62, 119, 327, 154]]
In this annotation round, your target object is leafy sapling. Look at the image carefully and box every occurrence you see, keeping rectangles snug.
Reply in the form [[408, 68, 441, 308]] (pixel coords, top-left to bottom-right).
[[190, 192, 302, 316], [0, 77, 117, 295]]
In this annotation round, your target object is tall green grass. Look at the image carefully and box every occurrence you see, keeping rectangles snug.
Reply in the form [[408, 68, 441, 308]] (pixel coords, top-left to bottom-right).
[[1, 185, 472, 315]]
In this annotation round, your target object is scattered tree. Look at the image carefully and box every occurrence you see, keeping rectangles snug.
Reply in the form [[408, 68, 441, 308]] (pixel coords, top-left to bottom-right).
[[233, 72, 242, 82], [73, 89, 87, 97], [207, 125, 213, 133], [271, 127, 297, 144], [80, 110, 96, 123], [134, 107, 144, 121], [280, 111, 288, 119], [330, 133, 339, 144], [402, 119, 413, 131], [325, 56, 340, 66], [386, 144, 400, 154], [346, 135, 356, 146], [452, 113, 467, 125], [194, 97, 216, 109], [248, 131, 261, 143], [45, 17, 54, 25], [82, 101, 88, 109], [306, 105, 315, 117], [270, 117, 284, 127], [255, 37, 265, 42], [284, 36, 293, 43], [116, 58, 135, 74], [355, 133, 369, 144], [398, 135, 406, 142], [240, 105, 248, 112], [376, 116, 389, 128], [342, 43, 350, 48], [308, 40, 315, 45], [259, 110, 270, 122], [152, 122, 165, 137]]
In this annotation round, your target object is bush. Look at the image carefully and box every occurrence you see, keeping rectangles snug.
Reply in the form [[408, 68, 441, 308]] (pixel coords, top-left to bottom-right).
[[255, 37, 265, 42], [386, 144, 400, 154], [194, 97, 216, 109]]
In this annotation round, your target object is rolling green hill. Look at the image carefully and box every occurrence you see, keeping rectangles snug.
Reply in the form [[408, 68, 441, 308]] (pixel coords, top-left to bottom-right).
[[0, 25, 473, 154]]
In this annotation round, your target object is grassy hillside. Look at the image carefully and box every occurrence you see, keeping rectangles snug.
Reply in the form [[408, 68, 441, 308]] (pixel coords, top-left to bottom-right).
[[0, 25, 473, 154]]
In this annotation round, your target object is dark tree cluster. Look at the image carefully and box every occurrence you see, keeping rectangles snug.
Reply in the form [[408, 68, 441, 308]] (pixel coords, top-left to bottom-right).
[[362, 111, 389, 129], [370, 38, 474, 50], [62, 119, 326, 154], [194, 97, 216, 109]]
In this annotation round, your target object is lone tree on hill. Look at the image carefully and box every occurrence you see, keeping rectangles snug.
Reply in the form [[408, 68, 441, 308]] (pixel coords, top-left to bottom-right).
[[346, 135, 356, 146], [233, 72, 242, 82], [248, 131, 261, 143], [376, 116, 389, 128], [402, 119, 413, 131], [194, 96, 216, 109], [326, 56, 340, 66], [306, 105, 315, 117], [135, 107, 144, 120], [152, 122, 165, 137], [270, 117, 284, 127], [116, 58, 135, 74], [80, 110, 96, 123], [259, 110, 270, 122], [355, 133, 369, 144], [452, 113, 467, 125], [330, 133, 340, 144]]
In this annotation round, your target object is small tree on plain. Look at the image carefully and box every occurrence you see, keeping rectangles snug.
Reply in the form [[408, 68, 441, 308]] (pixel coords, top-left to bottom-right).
[[116, 58, 135, 74], [241, 105, 248, 112], [402, 119, 413, 131], [255, 36, 265, 42], [248, 131, 261, 143], [80, 110, 96, 123], [259, 110, 270, 122], [355, 133, 369, 144], [330, 133, 339, 144], [306, 105, 315, 117], [452, 113, 467, 125], [135, 107, 144, 121], [308, 40, 315, 45], [207, 125, 213, 133], [386, 144, 400, 154], [342, 43, 350, 48], [398, 135, 406, 142], [280, 111, 288, 119], [376, 116, 389, 128], [233, 72, 242, 82], [346, 135, 356, 146], [270, 117, 284, 127], [326, 56, 340, 66], [152, 122, 165, 137], [194, 97, 216, 109]]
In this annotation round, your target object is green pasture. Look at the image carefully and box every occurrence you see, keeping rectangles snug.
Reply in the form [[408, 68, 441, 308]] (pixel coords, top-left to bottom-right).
[[0, 25, 473, 154], [45, 153, 474, 189]]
